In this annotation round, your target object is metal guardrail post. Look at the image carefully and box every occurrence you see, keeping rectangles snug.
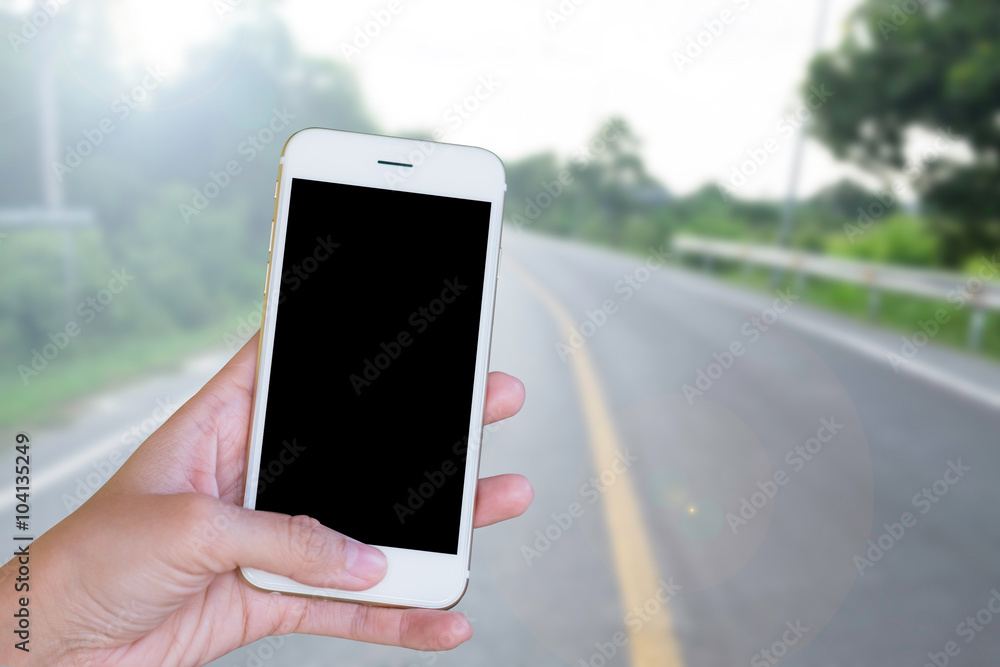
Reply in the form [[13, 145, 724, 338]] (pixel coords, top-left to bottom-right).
[[969, 308, 986, 351], [791, 254, 805, 295], [862, 269, 880, 323], [868, 288, 881, 323], [769, 265, 784, 289]]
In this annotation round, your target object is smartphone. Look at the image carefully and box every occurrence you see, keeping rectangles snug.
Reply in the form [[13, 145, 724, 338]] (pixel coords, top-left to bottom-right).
[[240, 128, 505, 609]]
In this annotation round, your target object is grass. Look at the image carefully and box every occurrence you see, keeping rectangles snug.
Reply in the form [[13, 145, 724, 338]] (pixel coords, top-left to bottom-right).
[[681, 256, 1000, 362], [0, 316, 251, 430]]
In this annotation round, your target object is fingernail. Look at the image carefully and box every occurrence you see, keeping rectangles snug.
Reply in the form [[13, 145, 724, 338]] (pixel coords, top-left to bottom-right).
[[346, 541, 387, 580]]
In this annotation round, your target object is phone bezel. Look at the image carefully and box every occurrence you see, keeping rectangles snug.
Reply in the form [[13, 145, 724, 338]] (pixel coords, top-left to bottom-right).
[[239, 128, 506, 609]]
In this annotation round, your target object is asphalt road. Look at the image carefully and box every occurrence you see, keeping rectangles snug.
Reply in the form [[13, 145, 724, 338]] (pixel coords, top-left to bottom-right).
[[3, 229, 999, 667]]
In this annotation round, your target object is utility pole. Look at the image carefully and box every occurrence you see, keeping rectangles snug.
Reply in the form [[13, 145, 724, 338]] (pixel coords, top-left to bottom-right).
[[772, 0, 830, 287], [0, 17, 94, 324]]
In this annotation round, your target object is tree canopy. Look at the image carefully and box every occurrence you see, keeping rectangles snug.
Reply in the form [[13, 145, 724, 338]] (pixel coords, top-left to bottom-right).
[[805, 0, 1000, 264]]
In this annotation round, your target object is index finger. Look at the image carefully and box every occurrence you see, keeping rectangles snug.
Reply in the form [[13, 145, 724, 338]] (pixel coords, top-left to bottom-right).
[[484, 371, 525, 424]]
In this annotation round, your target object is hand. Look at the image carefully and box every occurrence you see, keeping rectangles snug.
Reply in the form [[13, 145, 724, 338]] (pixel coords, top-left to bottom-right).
[[0, 331, 532, 667]]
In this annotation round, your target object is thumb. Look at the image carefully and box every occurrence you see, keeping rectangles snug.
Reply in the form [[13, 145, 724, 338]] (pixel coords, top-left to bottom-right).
[[194, 497, 388, 591]]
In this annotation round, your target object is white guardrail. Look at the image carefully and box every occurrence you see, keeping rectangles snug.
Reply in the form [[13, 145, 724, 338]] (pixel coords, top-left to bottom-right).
[[672, 235, 1000, 350]]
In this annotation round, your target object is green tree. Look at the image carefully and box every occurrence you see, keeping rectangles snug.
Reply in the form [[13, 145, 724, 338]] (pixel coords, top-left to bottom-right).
[[504, 117, 669, 246], [808, 178, 898, 223], [805, 0, 1000, 264], [0, 0, 377, 361]]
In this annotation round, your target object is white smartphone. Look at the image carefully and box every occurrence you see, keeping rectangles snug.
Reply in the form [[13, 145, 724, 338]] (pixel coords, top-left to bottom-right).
[[240, 128, 505, 609]]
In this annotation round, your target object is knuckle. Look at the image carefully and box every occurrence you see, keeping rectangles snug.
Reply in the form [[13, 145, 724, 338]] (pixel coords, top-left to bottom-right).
[[349, 605, 391, 643], [396, 611, 415, 647], [273, 593, 310, 636], [286, 514, 341, 567]]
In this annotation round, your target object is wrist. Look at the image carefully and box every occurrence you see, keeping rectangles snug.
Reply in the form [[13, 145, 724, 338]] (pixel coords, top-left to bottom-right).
[[0, 543, 81, 667]]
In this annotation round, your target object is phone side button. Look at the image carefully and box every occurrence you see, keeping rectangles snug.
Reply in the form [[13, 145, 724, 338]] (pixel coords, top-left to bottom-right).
[[263, 260, 271, 295], [497, 247, 502, 281]]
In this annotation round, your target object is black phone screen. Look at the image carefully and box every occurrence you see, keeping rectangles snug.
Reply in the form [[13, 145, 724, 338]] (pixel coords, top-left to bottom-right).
[[254, 177, 492, 555]]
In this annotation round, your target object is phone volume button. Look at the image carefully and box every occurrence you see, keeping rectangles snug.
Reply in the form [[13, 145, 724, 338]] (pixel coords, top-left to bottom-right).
[[264, 260, 271, 295]]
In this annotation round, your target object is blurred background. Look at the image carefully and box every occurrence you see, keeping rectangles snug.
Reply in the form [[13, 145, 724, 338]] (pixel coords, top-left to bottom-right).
[[2, 0, 1000, 665]]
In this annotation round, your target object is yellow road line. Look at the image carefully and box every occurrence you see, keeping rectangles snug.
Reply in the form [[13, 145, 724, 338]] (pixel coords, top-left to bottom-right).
[[507, 255, 684, 667]]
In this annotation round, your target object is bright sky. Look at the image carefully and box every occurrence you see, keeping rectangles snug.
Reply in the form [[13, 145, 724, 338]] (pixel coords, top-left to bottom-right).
[[88, 0, 878, 199], [278, 0, 875, 199]]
